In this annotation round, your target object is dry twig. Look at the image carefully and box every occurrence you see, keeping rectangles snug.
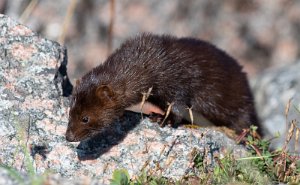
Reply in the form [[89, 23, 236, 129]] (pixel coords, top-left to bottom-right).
[[160, 102, 174, 126], [19, 0, 39, 23], [58, 0, 77, 45], [140, 87, 153, 119], [107, 0, 115, 56]]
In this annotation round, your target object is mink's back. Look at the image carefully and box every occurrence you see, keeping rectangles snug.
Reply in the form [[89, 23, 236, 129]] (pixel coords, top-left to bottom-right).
[[90, 34, 249, 103]]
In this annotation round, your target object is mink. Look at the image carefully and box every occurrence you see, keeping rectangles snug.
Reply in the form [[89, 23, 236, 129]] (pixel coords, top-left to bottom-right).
[[66, 33, 261, 142]]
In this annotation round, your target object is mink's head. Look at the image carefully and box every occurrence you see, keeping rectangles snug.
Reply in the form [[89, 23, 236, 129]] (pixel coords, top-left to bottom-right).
[[66, 81, 123, 142]]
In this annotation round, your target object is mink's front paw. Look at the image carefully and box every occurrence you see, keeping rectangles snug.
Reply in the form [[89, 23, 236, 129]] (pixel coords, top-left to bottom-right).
[[148, 113, 182, 128], [148, 113, 164, 124]]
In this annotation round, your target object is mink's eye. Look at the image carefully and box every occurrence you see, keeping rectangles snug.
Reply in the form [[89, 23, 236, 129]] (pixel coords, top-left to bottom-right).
[[82, 116, 90, 124]]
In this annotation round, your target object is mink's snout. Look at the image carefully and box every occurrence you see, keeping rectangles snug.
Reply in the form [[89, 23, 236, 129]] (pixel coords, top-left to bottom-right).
[[65, 126, 76, 142]]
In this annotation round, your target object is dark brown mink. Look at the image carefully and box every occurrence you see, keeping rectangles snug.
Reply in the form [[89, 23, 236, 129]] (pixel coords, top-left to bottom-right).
[[66, 33, 261, 142]]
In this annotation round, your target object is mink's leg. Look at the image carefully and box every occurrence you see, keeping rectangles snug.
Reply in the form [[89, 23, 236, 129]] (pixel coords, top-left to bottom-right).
[[148, 103, 183, 127], [171, 103, 214, 127], [148, 113, 164, 123], [169, 104, 184, 127]]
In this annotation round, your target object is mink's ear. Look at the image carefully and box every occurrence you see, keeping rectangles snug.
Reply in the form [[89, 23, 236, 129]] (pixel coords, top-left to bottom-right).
[[96, 85, 115, 100]]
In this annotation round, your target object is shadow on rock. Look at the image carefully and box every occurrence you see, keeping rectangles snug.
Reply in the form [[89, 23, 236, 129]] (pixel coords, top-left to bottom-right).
[[76, 111, 142, 160]]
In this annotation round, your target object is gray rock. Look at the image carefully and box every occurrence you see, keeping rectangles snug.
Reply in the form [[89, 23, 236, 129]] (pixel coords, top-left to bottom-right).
[[253, 62, 300, 151], [0, 14, 249, 184]]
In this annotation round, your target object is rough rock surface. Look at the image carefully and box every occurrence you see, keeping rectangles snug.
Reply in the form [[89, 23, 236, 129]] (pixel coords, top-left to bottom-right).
[[253, 62, 300, 151], [0, 14, 248, 184]]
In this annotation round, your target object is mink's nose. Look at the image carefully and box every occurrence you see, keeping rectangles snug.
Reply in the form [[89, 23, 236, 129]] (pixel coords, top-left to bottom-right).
[[65, 128, 75, 142]]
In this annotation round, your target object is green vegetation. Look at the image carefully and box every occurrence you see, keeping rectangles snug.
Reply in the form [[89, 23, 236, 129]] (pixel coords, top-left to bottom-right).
[[110, 169, 176, 185], [0, 114, 47, 185]]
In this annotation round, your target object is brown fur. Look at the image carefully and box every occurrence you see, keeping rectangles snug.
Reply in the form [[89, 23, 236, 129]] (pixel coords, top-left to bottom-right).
[[66, 33, 261, 142]]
